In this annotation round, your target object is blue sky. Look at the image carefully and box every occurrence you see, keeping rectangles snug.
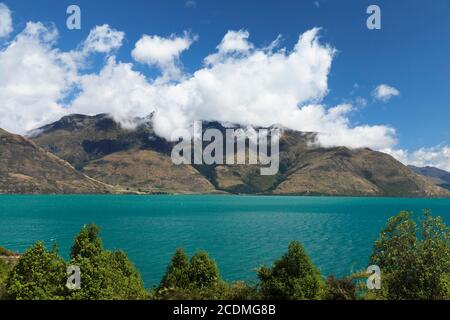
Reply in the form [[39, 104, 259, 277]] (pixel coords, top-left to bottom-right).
[[1, 0, 450, 169]]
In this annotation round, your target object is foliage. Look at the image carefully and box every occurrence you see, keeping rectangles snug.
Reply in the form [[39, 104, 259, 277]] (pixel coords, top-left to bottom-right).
[[157, 248, 226, 300], [324, 276, 356, 300], [68, 224, 148, 300], [224, 281, 261, 300], [0, 259, 13, 299], [159, 248, 190, 289], [5, 242, 67, 300], [257, 241, 324, 300], [70, 224, 103, 259], [369, 210, 450, 300]]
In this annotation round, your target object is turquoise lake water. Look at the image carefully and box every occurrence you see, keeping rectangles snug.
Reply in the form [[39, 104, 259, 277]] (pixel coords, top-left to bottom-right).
[[0, 195, 449, 288]]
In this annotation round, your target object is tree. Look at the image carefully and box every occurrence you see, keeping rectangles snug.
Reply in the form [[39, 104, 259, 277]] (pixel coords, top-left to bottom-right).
[[370, 211, 450, 300], [71, 224, 103, 259], [157, 248, 225, 299], [68, 224, 148, 300], [5, 242, 67, 300], [0, 259, 13, 299], [189, 251, 220, 289], [159, 248, 190, 289], [324, 276, 356, 300], [258, 241, 324, 300], [417, 211, 450, 299]]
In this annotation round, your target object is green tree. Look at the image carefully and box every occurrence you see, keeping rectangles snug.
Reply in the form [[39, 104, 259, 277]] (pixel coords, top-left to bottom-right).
[[157, 248, 225, 299], [258, 241, 324, 300], [417, 211, 450, 299], [370, 211, 450, 300], [0, 259, 13, 299], [159, 248, 190, 289], [189, 251, 220, 288], [68, 224, 148, 300], [71, 224, 103, 259], [5, 242, 67, 300], [324, 276, 356, 300]]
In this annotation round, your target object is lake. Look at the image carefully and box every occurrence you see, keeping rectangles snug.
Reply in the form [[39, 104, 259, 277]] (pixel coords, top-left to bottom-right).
[[0, 195, 449, 288]]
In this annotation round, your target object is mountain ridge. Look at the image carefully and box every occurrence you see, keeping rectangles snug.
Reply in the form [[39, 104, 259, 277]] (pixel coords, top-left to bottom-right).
[[408, 165, 450, 191], [0, 128, 113, 194], [18, 113, 449, 197]]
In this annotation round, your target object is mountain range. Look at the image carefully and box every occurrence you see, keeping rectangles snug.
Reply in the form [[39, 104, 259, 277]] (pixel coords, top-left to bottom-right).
[[408, 165, 450, 191], [1, 113, 449, 197]]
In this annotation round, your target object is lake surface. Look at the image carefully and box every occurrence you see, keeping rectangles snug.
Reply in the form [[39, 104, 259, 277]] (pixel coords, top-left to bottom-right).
[[0, 195, 449, 288]]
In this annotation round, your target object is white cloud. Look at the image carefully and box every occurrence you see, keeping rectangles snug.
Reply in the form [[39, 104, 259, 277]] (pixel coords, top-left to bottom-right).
[[407, 146, 450, 171], [0, 9, 446, 173], [70, 57, 156, 127], [0, 22, 76, 133], [0, 3, 13, 38], [0, 20, 405, 153], [132, 32, 195, 81], [204, 29, 253, 65], [382, 146, 450, 172], [0, 22, 126, 134], [69, 28, 396, 150], [373, 84, 400, 102], [81, 24, 124, 54]]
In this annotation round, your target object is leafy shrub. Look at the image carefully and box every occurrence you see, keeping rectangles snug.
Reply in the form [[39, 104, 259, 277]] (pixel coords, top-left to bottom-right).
[[157, 248, 226, 300], [369, 211, 450, 300], [68, 224, 148, 300], [5, 242, 67, 300], [324, 276, 356, 300], [258, 241, 324, 300]]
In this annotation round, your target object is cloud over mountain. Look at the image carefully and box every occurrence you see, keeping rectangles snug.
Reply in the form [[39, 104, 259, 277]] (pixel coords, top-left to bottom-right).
[[0, 3, 419, 164]]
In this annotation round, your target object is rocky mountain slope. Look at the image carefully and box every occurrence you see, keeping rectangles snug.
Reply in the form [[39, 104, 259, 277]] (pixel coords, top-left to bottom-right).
[[0, 128, 112, 194], [408, 165, 450, 191], [24, 114, 450, 197], [30, 114, 216, 194]]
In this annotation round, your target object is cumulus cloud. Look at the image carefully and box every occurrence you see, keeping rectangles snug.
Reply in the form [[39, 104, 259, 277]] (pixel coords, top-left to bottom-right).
[[204, 29, 253, 65], [132, 32, 196, 81], [0, 3, 13, 38], [0, 22, 76, 133], [381, 145, 450, 172], [68, 27, 396, 150], [70, 57, 156, 127], [81, 24, 124, 54], [373, 84, 400, 102], [407, 146, 450, 171], [0, 21, 126, 133], [0, 19, 404, 153]]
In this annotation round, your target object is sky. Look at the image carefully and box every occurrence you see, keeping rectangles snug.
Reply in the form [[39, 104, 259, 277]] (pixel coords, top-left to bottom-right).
[[1, 0, 450, 170]]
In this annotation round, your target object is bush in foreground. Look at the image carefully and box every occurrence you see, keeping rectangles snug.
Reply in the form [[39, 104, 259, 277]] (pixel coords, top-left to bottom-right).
[[257, 241, 325, 300], [368, 211, 450, 300], [5, 242, 67, 300], [156, 248, 228, 299], [4, 224, 148, 300]]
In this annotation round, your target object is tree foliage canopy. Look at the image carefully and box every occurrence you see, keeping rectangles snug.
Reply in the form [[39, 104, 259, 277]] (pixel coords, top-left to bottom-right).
[[370, 211, 450, 300], [258, 241, 324, 300]]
